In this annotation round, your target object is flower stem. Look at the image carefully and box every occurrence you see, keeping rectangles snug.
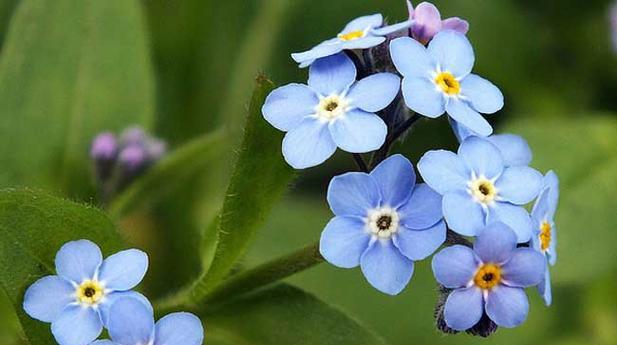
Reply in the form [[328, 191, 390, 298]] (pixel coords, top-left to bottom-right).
[[352, 153, 369, 172], [370, 113, 422, 168]]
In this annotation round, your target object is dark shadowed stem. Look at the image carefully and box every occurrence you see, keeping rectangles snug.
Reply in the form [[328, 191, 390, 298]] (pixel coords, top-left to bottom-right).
[[445, 229, 473, 247], [344, 50, 369, 79], [352, 153, 369, 172], [370, 113, 422, 168]]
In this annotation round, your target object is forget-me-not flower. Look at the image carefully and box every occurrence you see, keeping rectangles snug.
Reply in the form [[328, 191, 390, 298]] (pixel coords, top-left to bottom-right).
[[263, 53, 400, 169], [530, 171, 559, 306], [320, 154, 446, 295], [418, 136, 543, 242], [406, 1, 469, 44], [291, 14, 411, 67], [89, 297, 204, 345], [432, 222, 545, 330], [390, 30, 503, 136], [23, 240, 149, 345]]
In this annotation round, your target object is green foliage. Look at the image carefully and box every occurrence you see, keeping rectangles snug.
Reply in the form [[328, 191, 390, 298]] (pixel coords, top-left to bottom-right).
[[189, 77, 296, 301], [0, 188, 123, 345], [205, 284, 389, 345], [0, 0, 154, 198]]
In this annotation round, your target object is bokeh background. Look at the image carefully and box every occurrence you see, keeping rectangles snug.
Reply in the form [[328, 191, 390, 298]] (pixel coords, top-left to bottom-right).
[[0, 0, 615, 344]]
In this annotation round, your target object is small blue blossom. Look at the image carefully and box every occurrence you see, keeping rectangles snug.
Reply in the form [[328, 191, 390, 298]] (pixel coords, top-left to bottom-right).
[[262, 53, 400, 169], [291, 14, 412, 67], [23, 240, 149, 345], [390, 30, 503, 136], [418, 136, 543, 242], [89, 297, 204, 345], [320, 154, 446, 295], [432, 222, 545, 330], [530, 171, 559, 306]]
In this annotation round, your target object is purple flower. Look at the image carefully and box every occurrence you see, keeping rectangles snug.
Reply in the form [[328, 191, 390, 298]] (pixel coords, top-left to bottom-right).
[[407, 1, 469, 44], [320, 155, 446, 295], [90, 133, 118, 161], [432, 223, 545, 330]]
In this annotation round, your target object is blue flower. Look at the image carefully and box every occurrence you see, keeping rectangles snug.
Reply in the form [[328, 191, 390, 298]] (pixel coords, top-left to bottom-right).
[[530, 171, 559, 306], [418, 136, 543, 242], [319, 154, 446, 295], [89, 297, 204, 345], [432, 222, 545, 330], [23, 240, 149, 345], [450, 120, 532, 167], [291, 14, 411, 67], [262, 53, 400, 169], [390, 30, 503, 136]]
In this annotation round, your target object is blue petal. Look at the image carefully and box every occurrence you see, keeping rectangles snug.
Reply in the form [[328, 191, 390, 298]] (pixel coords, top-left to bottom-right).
[[341, 14, 383, 33], [394, 220, 446, 261], [360, 240, 414, 295], [487, 134, 532, 167], [155, 312, 204, 345], [548, 225, 557, 266], [446, 98, 493, 137], [401, 76, 445, 118], [485, 285, 529, 328], [319, 216, 371, 268], [98, 249, 148, 291], [108, 297, 154, 345], [544, 170, 560, 217], [329, 109, 387, 153], [473, 222, 517, 264], [444, 287, 484, 331], [55, 239, 102, 284], [51, 305, 103, 345], [372, 20, 412, 35], [427, 30, 475, 78], [262, 84, 319, 131], [531, 188, 550, 225], [327, 172, 381, 217], [308, 53, 356, 96], [390, 37, 436, 78], [23, 276, 74, 323], [347, 73, 400, 113], [282, 118, 336, 169], [537, 266, 552, 306], [369, 154, 415, 209], [417, 150, 468, 195], [442, 191, 485, 237], [495, 166, 543, 205], [432, 245, 479, 288], [341, 36, 386, 50], [460, 74, 504, 114], [99, 291, 153, 327], [488, 203, 532, 243], [501, 248, 545, 288], [90, 341, 118, 345], [449, 117, 477, 142], [458, 136, 503, 178], [399, 183, 443, 229], [291, 39, 342, 65]]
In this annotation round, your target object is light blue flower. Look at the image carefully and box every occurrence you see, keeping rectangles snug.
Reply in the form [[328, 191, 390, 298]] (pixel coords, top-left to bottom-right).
[[291, 14, 411, 67], [390, 30, 503, 136], [320, 154, 446, 295], [418, 136, 543, 242], [23, 240, 149, 345], [530, 171, 559, 306], [89, 297, 204, 345], [432, 222, 545, 330], [263, 53, 400, 169], [450, 120, 532, 167]]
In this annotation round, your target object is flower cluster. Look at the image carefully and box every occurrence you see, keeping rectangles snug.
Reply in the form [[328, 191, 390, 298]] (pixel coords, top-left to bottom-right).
[[262, 1, 559, 337], [23, 240, 204, 345]]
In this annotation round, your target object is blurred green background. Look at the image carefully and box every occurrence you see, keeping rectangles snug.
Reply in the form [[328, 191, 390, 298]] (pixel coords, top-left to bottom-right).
[[0, 0, 615, 344]]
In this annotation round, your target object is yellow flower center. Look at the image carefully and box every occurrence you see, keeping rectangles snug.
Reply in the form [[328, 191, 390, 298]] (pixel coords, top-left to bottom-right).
[[473, 263, 502, 290], [315, 95, 349, 121], [434, 72, 461, 95], [539, 221, 551, 251], [338, 30, 365, 41], [469, 177, 497, 204], [76, 280, 105, 305]]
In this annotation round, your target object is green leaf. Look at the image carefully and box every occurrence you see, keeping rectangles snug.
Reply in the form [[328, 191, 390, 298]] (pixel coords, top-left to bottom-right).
[[205, 284, 389, 345], [0, 0, 154, 197], [189, 77, 296, 302], [0, 188, 124, 345], [109, 129, 227, 218], [502, 115, 617, 284]]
